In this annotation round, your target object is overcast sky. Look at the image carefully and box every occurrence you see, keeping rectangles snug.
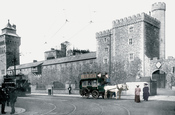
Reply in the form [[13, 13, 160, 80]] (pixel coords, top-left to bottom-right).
[[0, 0, 173, 64]]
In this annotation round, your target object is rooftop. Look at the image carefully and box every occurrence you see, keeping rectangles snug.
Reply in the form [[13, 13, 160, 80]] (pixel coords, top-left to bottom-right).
[[7, 52, 96, 70], [43, 52, 96, 66], [8, 61, 44, 70]]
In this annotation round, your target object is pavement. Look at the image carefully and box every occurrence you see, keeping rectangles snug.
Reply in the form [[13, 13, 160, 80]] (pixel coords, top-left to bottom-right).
[[29, 92, 175, 101], [0, 105, 25, 115], [1, 88, 174, 114], [29, 88, 175, 101]]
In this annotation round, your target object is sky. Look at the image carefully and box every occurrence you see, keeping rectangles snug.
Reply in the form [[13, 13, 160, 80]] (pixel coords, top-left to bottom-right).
[[0, 0, 174, 64]]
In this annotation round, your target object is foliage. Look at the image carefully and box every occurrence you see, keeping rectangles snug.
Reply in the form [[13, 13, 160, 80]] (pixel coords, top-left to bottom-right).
[[53, 81, 65, 89], [36, 83, 46, 90], [111, 61, 127, 84], [73, 48, 90, 55], [126, 57, 142, 80], [172, 76, 175, 86]]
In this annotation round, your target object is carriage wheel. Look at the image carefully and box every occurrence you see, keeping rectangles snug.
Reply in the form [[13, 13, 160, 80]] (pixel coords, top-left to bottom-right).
[[92, 90, 99, 99], [85, 93, 90, 98], [102, 93, 105, 99], [80, 89, 84, 96], [83, 88, 90, 98]]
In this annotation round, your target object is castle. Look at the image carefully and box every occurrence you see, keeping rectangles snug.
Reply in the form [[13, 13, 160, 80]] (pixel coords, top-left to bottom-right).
[[1, 2, 174, 89]]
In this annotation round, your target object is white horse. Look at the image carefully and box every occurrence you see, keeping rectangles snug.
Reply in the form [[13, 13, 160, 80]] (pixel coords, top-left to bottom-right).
[[104, 84, 129, 99]]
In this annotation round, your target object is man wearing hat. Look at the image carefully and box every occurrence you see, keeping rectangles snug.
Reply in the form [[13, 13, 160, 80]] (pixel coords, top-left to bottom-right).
[[9, 84, 18, 114], [0, 86, 7, 114], [143, 83, 149, 101]]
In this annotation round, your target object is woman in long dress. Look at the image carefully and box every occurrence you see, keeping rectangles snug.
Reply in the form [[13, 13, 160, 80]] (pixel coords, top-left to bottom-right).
[[135, 85, 141, 103]]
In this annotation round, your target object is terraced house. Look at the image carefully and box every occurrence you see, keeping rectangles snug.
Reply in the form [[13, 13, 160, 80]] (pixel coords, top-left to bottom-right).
[[1, 2, 175, 89]]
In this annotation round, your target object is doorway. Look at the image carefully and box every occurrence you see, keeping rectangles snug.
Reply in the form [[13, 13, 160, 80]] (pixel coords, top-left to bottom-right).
[[152, 70, 166, 88]]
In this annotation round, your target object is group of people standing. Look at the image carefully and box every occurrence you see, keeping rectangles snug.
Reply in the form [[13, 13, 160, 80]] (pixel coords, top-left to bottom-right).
[[135, 83, 150, 103], [0, 83, 17, 114]]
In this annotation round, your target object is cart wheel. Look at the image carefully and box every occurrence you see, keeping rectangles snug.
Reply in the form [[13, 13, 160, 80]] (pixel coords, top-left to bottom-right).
[[83, 88, 90, 98], [85, 93, 90, 99], [102, 93, 105, 99], [92, 90, 99, 99]]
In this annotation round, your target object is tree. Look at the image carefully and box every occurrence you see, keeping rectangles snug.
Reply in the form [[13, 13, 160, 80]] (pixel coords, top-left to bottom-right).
[[126, 57, 142, 81], [111, 61, 127, 84]]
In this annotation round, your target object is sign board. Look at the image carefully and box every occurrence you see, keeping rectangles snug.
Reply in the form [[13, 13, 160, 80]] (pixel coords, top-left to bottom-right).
[[81, 74, 97, 79]]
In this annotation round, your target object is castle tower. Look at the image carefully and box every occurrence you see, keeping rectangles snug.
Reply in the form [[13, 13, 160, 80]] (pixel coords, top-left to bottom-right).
[[96, 30, 112, 72], [0, 20, 21, 80], [151, 2, 166, 59]]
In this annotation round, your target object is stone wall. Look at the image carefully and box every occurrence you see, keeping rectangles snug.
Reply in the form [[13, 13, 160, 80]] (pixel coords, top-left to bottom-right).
[[41, 58, 100, 86], [144, 22, 160, 59], [150, 57, 175, 88]]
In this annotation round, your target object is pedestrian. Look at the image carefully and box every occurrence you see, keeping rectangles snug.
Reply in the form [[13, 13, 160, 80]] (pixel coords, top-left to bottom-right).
[[135, 85, 141, 103], [143, 83, 149, 101], [5, 86, 10, 106], [0, 86, 7, 114], [68, 85, 72, 94], [105, 72, 110, 83], [9, 86, 17, 114]]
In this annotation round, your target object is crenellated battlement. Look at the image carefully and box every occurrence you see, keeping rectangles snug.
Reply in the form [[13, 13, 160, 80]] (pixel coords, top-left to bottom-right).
[[152, 2, 166, 11], [143, 13, 160, 28], [113, 12, 160, 28], [96, 29, 112, 38]]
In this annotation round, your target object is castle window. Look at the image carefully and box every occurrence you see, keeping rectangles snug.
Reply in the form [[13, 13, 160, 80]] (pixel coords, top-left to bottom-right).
[[1, 70, 5, 75], [103, 58, 108, 64], [129, 53, 134, 61], [128, 25, 134, 33], [0, 41, 4, 46], [104, 59, 107, 64], [90, 60, 93, 64], [104, 38, 107, 42], [128, 38, 132, 45], [105, 47, 108, 52], [173, 67, 175, 73]]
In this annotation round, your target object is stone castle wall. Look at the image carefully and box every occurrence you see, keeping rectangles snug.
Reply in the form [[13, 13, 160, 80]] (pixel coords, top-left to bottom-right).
[[96, 29, 111, 70], [41, 58, 99, 85], [112, 13, 160, 28]]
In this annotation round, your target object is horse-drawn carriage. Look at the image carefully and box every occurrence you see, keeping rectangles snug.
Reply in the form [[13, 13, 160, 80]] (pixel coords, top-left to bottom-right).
[[79, 72, 128, 99]]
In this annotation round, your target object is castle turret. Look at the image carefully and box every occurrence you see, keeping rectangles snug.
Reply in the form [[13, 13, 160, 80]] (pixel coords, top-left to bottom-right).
[[0, 20, 21, 79], [151, 2, 166, 59]]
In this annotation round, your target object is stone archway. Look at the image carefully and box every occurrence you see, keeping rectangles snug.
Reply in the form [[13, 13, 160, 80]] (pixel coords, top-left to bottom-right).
[[152, 70, 166, 88]]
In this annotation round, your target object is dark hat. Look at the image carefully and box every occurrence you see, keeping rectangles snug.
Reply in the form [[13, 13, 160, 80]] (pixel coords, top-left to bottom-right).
[[144, 83, 148, 85]]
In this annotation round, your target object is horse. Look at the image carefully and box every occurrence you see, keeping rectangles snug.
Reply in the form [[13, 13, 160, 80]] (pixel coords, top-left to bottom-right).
[[104, 84, 129, 99]]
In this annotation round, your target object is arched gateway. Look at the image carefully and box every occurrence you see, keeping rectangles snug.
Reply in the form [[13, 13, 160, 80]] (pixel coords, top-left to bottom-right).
[[152, 70, 166, 88]]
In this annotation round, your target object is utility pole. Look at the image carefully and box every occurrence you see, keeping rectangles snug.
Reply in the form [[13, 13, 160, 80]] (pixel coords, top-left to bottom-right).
[[13, 50, 16, 77], [109, 31, 112, 82]]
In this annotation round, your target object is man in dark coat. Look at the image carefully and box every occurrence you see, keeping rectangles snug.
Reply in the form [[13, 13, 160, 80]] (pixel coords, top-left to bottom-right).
[[9, 87, 18, 114], [143, 83, 150, 101], [0, 86, 7, 114]]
